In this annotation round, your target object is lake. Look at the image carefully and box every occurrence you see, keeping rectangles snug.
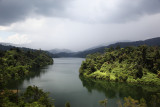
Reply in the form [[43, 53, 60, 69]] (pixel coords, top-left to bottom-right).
[[10, 58, 160, 107]]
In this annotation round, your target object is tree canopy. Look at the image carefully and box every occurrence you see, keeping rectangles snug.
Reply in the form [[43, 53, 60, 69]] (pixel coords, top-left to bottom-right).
[[79, 45, 160, 85]]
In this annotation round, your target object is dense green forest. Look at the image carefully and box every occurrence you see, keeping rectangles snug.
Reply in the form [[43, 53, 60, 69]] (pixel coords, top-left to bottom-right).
[[79, 45, 160, 86], [0, 48, 54, 107], [0, 44, 57, 58], [0, 48, 53, 85]]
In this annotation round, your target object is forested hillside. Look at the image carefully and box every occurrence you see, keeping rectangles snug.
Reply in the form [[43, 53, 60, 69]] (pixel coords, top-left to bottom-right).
[[79, 45, 160, 85], [0, 48, 54, 107], [0, 48, 53, 86], [0, 43, 57, 58]]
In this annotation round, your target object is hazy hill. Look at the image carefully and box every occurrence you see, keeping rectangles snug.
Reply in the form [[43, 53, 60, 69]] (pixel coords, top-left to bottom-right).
[[54, 37, 160, 58], [49, 48, 72, 54]]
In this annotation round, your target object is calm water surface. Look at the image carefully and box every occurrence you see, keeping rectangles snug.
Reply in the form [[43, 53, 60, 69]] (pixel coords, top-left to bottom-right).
[[13, 58, 159, 107]]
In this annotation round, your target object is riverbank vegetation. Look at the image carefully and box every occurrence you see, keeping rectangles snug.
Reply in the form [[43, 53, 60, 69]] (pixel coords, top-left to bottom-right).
[[79, 45, 160, 86], [0, 85, 55, 107], [0, 48, 54, 107], [0, 48, 53, 87]]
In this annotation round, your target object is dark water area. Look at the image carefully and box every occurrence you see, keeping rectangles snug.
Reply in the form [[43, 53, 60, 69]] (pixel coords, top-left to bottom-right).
[[8, 58, 160, 107], [80, 77, 160, 107]]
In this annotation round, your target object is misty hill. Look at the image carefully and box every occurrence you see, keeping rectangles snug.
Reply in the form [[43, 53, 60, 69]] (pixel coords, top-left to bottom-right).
[[83, 40, 131, 51], [0, 43, 24, 51], [54, 37, 160, 58], [0, 42, 15, 46], [0, 43, 56, 58], [49, 48, 72, 54]]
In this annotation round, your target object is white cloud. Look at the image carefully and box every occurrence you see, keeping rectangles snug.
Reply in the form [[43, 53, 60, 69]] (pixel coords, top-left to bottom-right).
[[0, 37, 4, 42], [0, 26, 8, 30], [7, 34, 32, 44]]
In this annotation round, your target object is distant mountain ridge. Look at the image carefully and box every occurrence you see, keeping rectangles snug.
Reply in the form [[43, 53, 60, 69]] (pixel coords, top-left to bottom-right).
[[48, 48, 73, 54], [84, 40, 131, 51], [53, 37, 160, 58], [1, 37, 160, 58]]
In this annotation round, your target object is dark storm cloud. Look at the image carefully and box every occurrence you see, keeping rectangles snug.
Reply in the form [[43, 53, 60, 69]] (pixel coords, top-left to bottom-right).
[[0, 0, 32, 25], [0, 0, 68, 25], [110, 0, 160, 23], [0, 0, 160, 25]]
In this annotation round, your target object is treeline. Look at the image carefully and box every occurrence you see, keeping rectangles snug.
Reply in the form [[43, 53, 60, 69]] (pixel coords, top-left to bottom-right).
[[1, 85, 55, 107], [0, 48, 54, 106], [0, 44, 57, 58], [0, 44, 32, 51], [79, 45, 160, 85]]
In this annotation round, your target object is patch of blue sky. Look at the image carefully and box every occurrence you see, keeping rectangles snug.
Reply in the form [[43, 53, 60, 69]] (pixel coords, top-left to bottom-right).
[[0, 31, 15, 39]]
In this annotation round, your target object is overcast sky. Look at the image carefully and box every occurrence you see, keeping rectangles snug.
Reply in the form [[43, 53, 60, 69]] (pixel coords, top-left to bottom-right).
[[0, 0, 160, 51]]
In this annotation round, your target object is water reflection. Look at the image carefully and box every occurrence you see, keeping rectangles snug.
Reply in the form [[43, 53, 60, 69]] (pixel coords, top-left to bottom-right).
[[7, 65, 50, 89], [25, 66, 49, 81], [80, 76, 160, 106]]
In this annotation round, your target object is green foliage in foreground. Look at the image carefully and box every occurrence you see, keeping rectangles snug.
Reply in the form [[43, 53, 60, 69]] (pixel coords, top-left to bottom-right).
[[79, 45, 160, 85], [65, 102, 71, 107], [0, 86, 55, 107], [0, 48, 53, 89], [118, 96, 147, 107], [99, 97, 147, 107], [99, 99, 108, 107]]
